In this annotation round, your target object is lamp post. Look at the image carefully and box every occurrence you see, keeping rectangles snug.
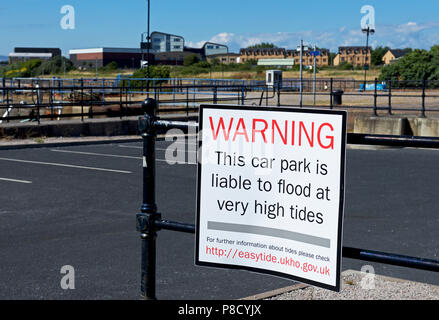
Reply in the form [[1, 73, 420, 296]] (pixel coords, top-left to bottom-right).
[[141, 31, 148, 69], [146, 0, 151, 79], [297, 40, 308, 107], [362, 26, 374, 91]]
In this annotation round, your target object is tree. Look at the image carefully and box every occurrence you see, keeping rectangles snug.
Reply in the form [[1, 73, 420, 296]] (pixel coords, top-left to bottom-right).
[[371, 46, 390, 66], [379, 48, 437, 82], [32, 56, 75, 76], [183, 54, 200, 66], [247, 43, 277, 49]]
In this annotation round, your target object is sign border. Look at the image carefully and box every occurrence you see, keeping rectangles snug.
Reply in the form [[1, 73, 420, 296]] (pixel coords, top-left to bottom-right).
[[195, 104, 347, 292]]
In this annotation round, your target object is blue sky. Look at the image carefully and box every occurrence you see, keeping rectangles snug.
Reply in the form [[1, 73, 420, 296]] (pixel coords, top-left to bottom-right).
[[1, 0, 439, 56]]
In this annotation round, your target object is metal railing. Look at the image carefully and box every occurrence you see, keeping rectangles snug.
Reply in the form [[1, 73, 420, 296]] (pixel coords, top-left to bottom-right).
[[0, 80, 275, 124], [136, 98, 439, 300], [2, 77, 439, 124]]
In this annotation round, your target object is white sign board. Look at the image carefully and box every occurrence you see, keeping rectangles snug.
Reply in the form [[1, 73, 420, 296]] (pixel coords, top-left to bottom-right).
[[195, 105, 347, 291]]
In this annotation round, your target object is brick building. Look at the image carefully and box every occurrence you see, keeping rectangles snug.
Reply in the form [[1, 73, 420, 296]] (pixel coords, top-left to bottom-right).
[[239, 47, 329, 67], [206, 53, 240, 64], [69, 48, 153, 69], [333, 46, 371, 67]]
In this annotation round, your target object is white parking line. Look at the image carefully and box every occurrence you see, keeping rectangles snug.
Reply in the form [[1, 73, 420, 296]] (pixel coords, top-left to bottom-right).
[[50, 149, 197, 166], [51, 149, 142, 160], [118, 143, 198, 152], [0, 157, 132, 174], [0, 177, 32, 184]]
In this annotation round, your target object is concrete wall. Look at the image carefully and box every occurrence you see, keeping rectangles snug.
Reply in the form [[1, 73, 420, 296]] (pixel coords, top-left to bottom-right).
[[1, 114, 439, 140], [354, 115, 439, 137]]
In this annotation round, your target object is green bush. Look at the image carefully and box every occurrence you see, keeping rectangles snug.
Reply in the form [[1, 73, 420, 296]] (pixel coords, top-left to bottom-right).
[[336, 62, 354, 70], [379, 47, 439, 83], [33, 56, 75, 76], [0, 59, 42, 77], [183, 54, 200, 67], [120, 65, 171, 88]]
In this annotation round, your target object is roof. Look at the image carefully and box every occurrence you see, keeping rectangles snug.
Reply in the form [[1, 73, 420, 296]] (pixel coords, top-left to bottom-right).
[[339, 46, 371, 52], [69, 48, 143, 54], [207, 53, 240, 58], [388, 49, 409, 58], [240, 48, 286, 54], [9, 52, 52, 58], [202, 42, 228, 48], [150, 31, 184, 39]]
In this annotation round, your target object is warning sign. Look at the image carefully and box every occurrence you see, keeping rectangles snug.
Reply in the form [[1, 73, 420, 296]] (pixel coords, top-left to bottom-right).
[[195, 105, 347, 292]]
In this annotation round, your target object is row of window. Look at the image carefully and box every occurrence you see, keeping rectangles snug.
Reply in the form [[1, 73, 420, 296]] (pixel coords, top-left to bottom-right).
[[340, 56, 369, 62]]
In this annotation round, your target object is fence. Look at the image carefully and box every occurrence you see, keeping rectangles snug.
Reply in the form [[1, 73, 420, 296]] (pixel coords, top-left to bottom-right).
[[136, 98, 439, 300], [0, 78, 272, 124], [1, 77, 439, 124]]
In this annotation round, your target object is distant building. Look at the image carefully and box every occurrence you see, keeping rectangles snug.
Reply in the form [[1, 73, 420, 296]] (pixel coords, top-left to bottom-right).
[[141, 31, 229, 63], [333, 46, 371, 67], [202, 42, 228, 56], [382, 49, 410, 65], [184, 42, 229, 60], [206, 53, 240, 64], [286, 48, 329, 67], [69, 48, 153, 69], [240, 48, 286, 63], [239, 47, 329, 67], [8, 47, 61, 64], [149, 31, 185, 53]]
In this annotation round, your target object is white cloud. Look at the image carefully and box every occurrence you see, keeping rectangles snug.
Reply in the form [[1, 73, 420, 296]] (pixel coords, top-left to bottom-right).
[[197, 20, 439, 53]]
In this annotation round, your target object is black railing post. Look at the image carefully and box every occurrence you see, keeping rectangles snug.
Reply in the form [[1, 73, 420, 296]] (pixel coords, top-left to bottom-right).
[[80, 78, 84, 122], [388, 79, 392, 115], [421, 79, 426, 118], [373, 78, 378, 116], [119, 86, 123, 119], [277, 82, 281, 107], [137, 98, 161, 300], [36, 84, 41, 124], [330, 78, 333, 109], [241, 86, 245, 105]]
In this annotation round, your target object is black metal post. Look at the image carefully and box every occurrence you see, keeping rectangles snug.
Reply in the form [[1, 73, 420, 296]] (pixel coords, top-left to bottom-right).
[[330, 78, 333, 109], [120, 86, 123, 119], [137, 98, 161, 300], [373, 78, 378, 116], [363, 27, 372, 91], [80, 78, 84, 122], [277, 82, 281, 107], [388, 79, 392, 115], [146, 0, 150, 80], [421, 78, 426, 118]]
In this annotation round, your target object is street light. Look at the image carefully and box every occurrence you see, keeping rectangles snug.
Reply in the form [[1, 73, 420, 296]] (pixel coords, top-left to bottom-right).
[[362, 26, 375, 91], [146, 0, 151, 79], [141, 31, 148, 68], [297, 40, 308, 107]]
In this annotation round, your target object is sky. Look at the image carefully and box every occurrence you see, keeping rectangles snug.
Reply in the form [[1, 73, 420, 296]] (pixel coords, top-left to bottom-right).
[[1, 0, 439, 56]]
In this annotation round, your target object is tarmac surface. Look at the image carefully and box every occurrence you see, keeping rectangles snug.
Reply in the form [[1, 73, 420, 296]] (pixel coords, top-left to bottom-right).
[[0, 137, 438, 300]]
